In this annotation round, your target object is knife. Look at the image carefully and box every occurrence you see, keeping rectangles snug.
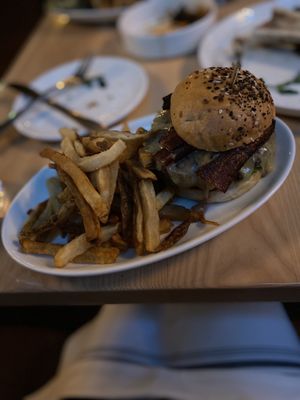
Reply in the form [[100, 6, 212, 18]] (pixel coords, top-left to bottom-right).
[[0, 80, 104, 132]]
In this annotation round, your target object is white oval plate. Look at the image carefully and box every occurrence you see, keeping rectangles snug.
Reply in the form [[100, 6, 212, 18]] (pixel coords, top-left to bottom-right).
[[12, 56, 148, 141], [198, 0, 300, 117], [1, 115, 295, 277]]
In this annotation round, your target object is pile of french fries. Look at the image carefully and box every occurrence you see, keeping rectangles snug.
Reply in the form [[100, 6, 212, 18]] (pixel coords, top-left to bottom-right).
[[19, 126, 216, 268]]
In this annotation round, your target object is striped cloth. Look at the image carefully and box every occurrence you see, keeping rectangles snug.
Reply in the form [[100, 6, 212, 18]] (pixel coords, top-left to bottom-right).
[[26, 303, 300, 400]]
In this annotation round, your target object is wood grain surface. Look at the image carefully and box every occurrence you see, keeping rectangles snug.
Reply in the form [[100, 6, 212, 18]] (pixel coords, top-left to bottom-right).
[[1, 0, 300, 304]]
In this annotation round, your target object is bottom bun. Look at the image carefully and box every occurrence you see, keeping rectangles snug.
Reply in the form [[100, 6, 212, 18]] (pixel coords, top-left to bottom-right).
[[177, 171, 262, 203]]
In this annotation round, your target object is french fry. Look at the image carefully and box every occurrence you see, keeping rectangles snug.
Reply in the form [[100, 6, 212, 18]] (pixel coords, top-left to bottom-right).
[[61, 137, 80, 163], [28, 199, 77, 242], [161, 203, 218, 226], [159, 204, 191, 221], [55, 199, 77, 227], [32, 198, 56, 231], [126, 160, 157, 181], [118, 171, 133, 244], [138, 147, 153, 168], [40, 148, 108, 219], [90, 129, 143, 141], [156, 188, 175, 211], [110, 233, 128, 251], [76, 140, 126, 172], [54, 224, 119, 267], [74, 246, 119, 264], [97, 224, 119, 242], [81, 137, 110, 154], [132, 180, 144, 255], [46, 177, 63, 198], [57, 187, 73, 204], [156, 220, 191, 252], [139, 179, 160, 252], [58, 168, 101, 241], [55, 233, 93, 268], [33, 178, 63, 229], [19, 200, 48, 241], [159, 217, 173, 234], [59, 127, 77, 141], [21, 239, 60, 256], [191, 204, 219, 226], [92, 160, 119, 223], [92, 165, 110, 200], [20, 239, 119, 265], [46, 177, 63, 214], [91, 130, 149, 162], [74, 139, 86, 157]]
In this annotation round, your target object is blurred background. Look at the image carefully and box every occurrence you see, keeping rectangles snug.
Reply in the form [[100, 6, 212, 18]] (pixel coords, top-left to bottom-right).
[[0, 0, 228, 75], [0, 1, 43, 76], [1, 1, 146, 76]]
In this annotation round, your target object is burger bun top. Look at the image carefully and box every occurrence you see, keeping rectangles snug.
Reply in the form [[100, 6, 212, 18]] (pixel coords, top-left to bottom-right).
[[170, 67, 275, 152]]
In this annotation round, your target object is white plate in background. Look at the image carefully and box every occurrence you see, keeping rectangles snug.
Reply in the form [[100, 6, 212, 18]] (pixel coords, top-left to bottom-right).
[[118, 0, 216, 59], [12, 56, 148, 141], [1, 114, 295, 276], [198, 0, 300, 117]]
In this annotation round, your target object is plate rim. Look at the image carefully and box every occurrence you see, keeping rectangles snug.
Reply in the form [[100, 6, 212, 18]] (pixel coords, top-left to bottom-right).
[[1, 115, 296, 277], [198, 0, 300, 117], [198, 0, 281, 68], [12, 55, 149, 142]]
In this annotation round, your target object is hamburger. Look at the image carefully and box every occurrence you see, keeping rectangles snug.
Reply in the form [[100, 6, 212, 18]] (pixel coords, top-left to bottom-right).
[[143, 66, 276, 202]]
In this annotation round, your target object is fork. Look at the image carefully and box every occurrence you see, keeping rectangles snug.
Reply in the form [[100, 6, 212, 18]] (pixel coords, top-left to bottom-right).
[[43, 54, 94, 96], [0, 55, 98, 132], [43, 54, 107, 94]]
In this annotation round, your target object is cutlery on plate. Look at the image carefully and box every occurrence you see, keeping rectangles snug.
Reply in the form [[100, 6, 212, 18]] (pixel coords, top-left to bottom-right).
[[3, 82, 103, 131], [45, 55, 106, 94], [0, 55, 106, 132], [46, 54, 95, 95]]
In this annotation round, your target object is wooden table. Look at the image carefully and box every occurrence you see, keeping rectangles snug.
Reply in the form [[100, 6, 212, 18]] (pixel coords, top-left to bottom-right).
[[1, 0, 300, 305]]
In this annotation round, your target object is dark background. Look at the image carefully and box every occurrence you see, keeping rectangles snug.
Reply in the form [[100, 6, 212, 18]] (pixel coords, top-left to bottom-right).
[[0, 0, 43, 76]]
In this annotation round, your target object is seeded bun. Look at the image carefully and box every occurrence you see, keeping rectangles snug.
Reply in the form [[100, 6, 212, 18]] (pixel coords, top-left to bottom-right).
[[170, 67, 275, 152]]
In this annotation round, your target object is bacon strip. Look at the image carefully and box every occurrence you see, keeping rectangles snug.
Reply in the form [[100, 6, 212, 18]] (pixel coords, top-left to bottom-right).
[[197, 121, 275, 192], [154, 128, 194, 168], [162, 93, 172, 110], [159, 127, 186, 150]]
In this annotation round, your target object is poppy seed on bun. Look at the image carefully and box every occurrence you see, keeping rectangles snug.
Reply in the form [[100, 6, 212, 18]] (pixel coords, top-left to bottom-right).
[[170, 67, 275, 152]]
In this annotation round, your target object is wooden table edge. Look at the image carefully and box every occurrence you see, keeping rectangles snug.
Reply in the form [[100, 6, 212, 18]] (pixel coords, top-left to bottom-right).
[[2, 286, 300, 305]]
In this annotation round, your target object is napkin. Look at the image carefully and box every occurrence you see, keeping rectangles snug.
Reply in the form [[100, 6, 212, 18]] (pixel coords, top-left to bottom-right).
[[26, 303, 300, 400]]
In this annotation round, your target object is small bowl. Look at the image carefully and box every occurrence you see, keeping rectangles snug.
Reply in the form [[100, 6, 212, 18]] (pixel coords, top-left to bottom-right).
[[117, 0, 217, 59]]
